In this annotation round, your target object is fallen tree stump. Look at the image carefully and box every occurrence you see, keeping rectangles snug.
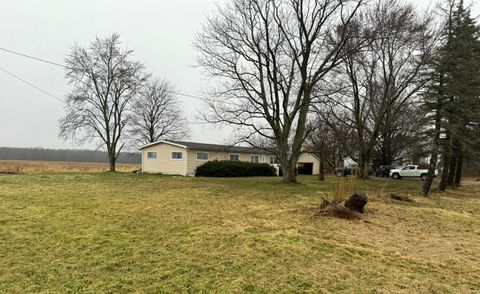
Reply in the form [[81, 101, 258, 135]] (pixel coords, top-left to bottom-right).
[[317, 197, 363, 219], [389, 193, 413, 203], [344, 191, 368, 213]]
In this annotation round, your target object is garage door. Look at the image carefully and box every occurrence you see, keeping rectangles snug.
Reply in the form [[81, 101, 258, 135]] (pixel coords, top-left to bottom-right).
[[297, 162, 313, 175]]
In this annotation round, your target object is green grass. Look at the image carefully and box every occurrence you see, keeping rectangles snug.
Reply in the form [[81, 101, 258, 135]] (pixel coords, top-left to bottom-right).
[[0, 173, 479, 293]]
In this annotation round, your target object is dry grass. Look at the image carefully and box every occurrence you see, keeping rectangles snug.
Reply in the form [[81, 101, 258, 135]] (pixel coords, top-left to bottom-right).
[[0, 173, 479, 293], [0, 160, 140, 173], [0, 162, 22, 174], [331, 175, 359, 202]]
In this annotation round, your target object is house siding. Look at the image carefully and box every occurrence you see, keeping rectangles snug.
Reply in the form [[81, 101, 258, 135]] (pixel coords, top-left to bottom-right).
[[142, 144, 187, 175]]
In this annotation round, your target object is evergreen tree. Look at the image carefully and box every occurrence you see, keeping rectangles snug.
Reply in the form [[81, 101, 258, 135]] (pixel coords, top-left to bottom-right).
[[439, 0, 480, 190], [422, 0, 480, 195]]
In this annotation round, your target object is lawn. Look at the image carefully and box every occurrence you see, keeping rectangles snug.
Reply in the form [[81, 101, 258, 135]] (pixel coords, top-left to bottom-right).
[[0, 173, 479, 293]]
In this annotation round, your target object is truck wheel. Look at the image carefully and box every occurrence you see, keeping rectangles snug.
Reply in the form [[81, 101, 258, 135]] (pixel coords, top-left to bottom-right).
[[392, 173, 401, 179], [421, 174, 427, 181], [337, 171, 344, 177]]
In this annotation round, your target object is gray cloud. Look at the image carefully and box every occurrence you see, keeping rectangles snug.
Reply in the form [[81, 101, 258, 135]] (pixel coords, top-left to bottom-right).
[[0, 0, 477, 149]]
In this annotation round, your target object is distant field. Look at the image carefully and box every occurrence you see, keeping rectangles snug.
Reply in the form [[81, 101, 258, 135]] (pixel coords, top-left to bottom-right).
[[0, 160, 140, 173], [0, 173, 479, 293]]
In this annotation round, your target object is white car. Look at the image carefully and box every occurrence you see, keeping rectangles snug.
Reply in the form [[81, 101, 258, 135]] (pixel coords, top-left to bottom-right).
[[389, 165, 438, 180]]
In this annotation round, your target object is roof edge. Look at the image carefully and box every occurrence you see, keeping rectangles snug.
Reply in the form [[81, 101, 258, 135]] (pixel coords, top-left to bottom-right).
[[309, 152, 321, 161], [139, 140, 188, 150]]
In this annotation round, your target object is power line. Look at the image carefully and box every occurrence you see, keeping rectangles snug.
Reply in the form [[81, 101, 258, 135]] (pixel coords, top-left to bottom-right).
[[0, 46, 211, 102], [172, 91, 209, 102], [0, 66, 64, 103], [0, 47, 67, 68]]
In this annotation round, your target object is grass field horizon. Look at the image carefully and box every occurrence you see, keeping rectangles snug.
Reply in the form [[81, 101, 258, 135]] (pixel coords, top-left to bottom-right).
[[1, 172, 479, 292], [0, 160, 140, 173]]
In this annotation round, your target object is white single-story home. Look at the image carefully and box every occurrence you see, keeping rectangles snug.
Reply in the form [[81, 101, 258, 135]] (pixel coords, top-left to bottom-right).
[[140, 140, 321, 176]]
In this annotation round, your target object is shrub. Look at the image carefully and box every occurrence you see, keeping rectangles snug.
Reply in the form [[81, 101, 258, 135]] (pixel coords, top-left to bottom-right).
[[195, 160, 276, 177]]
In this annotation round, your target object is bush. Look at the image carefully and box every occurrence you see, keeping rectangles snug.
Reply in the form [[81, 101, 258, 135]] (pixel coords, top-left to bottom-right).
[[195, 160, 276, 177]]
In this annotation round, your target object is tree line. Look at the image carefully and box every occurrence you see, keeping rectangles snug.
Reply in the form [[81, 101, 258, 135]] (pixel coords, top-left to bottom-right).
[[0, 147, 140, 164], [61, 0, 480, 196]]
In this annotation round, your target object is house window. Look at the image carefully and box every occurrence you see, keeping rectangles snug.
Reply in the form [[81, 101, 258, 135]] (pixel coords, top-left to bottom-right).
[[147, 152, 157, 159], [171, 152, 183, 160], [229, 154, 240, 161], [270, 156, 279, 164], [197, 152, 209, 160], [251, 155, 259, 163]]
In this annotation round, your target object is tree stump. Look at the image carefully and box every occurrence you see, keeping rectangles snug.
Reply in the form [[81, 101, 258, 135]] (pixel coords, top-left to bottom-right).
[[320, 198, 330, 209], [344, 191, 368, 213], [389, 193, 413, 202], [318, 197, 362, 219]]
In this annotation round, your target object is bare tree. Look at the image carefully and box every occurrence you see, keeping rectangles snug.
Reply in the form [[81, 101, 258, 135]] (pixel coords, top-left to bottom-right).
[[59, 34, 146, 172], [129, 78, 189, 145], [373, 101, 423, 167], [306, 116, 348, 180], [195, 0, 364, 183], [320, 0, 436, 178]]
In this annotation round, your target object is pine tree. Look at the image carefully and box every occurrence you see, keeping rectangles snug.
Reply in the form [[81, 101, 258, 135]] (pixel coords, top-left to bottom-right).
[[422, 0, 480, 195], [439, 0, 480, 190]]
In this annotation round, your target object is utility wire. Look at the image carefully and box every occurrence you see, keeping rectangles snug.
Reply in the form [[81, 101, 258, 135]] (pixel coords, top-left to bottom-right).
[[0, 66, 64, 103], [0, 46, 210, 102], [172, 91, 209, 102], [0, 47, 67, 68]]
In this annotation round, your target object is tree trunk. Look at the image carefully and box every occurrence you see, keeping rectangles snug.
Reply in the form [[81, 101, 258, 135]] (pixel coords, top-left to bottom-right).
[[438, 150, 450, 191], [421, 107, 441, 196], [454, 149, 463, 186], [422, 94, 445, 196], [319, 153, 325, 181], [282, 161, 297, 184], [447, 150, 457, 186], [422, 160, 438, 196], [108, 148, 116, 172], [278, 139, 298, 183], [358, 153, 370, 179]]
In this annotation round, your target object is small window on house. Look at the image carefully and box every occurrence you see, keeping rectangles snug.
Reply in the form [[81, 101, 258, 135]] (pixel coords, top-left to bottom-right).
[[171, 152, 183, 160], [229, 154, 240, 161], [197, 152, 209, 160], [147, 152, 157, 159], [250, 155, 259, 163]]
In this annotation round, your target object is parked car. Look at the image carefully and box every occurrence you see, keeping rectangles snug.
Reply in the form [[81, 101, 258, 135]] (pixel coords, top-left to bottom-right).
[[335, 164, 375, 177], [335, 164, 360, 177], [335, 166, 352, 177], [375, 165, 396, 178], [389, 165, 438, 180]]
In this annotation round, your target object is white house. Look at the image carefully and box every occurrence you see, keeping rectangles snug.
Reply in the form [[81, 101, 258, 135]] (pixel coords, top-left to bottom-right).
[[140, 140, 321, 176]]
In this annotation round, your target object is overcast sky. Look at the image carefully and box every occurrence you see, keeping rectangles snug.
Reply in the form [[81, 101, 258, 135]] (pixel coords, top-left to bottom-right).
[[0, 0, 478, 150]]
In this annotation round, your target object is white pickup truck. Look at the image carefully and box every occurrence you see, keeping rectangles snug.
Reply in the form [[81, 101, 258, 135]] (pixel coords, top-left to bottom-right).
[[389, 165, 438, 180]]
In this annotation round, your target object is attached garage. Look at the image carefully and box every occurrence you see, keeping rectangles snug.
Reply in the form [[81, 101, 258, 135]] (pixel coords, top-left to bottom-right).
[[297, 153, 321, 175], [297, 162, 314, 174]]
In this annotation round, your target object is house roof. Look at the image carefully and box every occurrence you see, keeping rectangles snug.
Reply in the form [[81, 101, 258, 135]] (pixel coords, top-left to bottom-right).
[[140, 140, 273, 154]]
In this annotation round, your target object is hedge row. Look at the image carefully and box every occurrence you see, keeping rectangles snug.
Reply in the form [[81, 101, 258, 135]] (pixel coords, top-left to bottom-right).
[[195, 160, 276, 177]]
